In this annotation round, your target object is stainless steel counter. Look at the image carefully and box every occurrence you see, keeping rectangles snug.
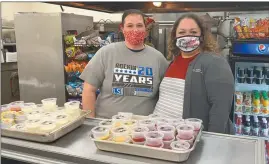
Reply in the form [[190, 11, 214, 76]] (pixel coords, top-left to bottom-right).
[[1, 119, 266, 164]]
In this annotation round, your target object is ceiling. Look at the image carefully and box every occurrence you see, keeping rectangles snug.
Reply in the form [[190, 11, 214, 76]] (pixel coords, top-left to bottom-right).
[[48, 2, 269, 13]]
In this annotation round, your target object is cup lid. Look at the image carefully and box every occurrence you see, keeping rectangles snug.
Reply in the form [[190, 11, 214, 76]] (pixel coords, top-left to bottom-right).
[[99, 119, 113, 126], [158, 124, 175, 132], [171, 141, 190, 151], [132, 126, 149, 133], [139, 119, 155, 125], [145, 131, 164, 139], [92, 126, 110, 133], [177, 124, 195, 131]]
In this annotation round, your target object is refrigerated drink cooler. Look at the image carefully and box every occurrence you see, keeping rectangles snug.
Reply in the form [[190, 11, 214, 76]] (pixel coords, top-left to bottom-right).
[[229, 16, 269, 163]]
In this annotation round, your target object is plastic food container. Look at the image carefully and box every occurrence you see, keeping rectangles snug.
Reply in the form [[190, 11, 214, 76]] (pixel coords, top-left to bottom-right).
[[64, 101, 80, 110], [139, 119, 156, 131], [156, 118, 170, 127], [118, 112, 133, 120], [111, 126, 130, 143], [11, 123, 26, 131], [157, 124, 176, 141], [14, 111, 27, 123], [176, 124, 194, 140], [21, 103, 37, 113], [25, 119, 41, 132], [148, 113, 162, 120], [112, 115, 128, 127], [40, 120, 57, 133], [185, 118, 202, 131], [131, 126, 149, 144], [122, 120, 138, 130], [9, 101, 24, 112], [144, 131, 164, 148], [170, 141, 191, 151], [99, 119, 113, 128], [26, 110, 43, 120], [163, 136, 175, 149], [1, 104, 10, 111], [91, 126, 110, 140], [169, 119, 185, 128], [42, 98, 57, 106], [176, 135, 195, 146], [55, 114, 69, 126], [65, 101, 81, 117]]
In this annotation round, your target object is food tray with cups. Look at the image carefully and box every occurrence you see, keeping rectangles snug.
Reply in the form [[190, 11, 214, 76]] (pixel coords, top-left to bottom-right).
[[1, 99, 90, 142], [90, 113, 203, 162]]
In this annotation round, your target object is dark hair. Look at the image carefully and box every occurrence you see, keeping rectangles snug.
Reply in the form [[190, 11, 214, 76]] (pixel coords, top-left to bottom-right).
[[168, 13, 219, 60], [122, 9, 146, 26]]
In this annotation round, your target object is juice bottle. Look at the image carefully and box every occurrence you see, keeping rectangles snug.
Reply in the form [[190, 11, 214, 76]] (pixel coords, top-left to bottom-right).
[[236, 114, 243, 135], [243, 116, 251, 135], [252, 116, 260, 136], [261, 118, 269, 137]]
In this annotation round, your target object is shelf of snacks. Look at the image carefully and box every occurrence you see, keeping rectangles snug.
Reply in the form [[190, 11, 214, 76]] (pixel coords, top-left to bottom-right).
[[233, 17, 269, 41]]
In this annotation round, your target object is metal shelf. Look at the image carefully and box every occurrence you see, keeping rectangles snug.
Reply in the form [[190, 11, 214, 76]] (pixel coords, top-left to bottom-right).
[[235, 83, 269, 92], [235, 112, 269, 118]]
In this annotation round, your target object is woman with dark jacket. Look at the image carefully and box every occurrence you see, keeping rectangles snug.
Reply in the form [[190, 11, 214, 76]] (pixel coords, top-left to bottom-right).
[[154, 13, 235, 134]]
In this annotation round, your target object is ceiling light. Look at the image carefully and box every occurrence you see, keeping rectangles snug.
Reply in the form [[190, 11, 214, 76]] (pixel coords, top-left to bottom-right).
[[153, 2, 162, 7]]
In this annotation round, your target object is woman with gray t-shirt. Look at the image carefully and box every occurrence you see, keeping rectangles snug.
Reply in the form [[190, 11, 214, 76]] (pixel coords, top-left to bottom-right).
[[80, 9, 168, 118]]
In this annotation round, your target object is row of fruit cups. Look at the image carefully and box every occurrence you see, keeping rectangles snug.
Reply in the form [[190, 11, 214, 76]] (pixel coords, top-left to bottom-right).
[[1, 99, 82, 130], [91, 114, 202, 151]]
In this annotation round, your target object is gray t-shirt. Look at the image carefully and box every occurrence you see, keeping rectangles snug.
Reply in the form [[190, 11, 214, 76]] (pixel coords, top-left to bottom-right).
[[80, 42, 168, 118]]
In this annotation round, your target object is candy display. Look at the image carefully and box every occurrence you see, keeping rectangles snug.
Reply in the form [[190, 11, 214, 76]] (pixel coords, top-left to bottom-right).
[[66, 82, 83, 97], [91, 112, 202, 151], [1, 99, 82, 133], [233, 17, 269, 39], [234, 90, 269, 115]]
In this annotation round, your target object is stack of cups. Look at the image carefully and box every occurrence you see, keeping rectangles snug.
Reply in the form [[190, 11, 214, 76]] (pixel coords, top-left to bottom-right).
[[176, 124, 195, 146]]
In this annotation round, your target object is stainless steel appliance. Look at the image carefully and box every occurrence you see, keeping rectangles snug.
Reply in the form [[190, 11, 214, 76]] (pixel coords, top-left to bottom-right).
[[14, 13, 93, 106]]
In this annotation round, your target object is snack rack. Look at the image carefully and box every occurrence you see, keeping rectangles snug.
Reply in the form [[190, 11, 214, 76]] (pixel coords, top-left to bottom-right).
[[229, 16, 269, 163]]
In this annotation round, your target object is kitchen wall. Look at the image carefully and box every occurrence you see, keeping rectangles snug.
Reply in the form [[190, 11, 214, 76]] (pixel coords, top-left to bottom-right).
[[2, 2, 122, 22]]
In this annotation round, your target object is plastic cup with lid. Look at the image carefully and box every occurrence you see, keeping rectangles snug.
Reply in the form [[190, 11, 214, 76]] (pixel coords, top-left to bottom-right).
[[42, 98, 57, 112], [144, 131, 164, 148], [155, 118, 171, 127], [176, 135, 195, 146], [9, 101, 24, 111], [169, 119, 185, 128], [131, 126, 149, 145], [139, 119, 156, 131], [170, 140, 191, 151], [176, 124, 194, 140], [21, 103, 37, 113], [185, 118, 202, 131], [91, 126, 110, 140], [64, 101, 81, 117], [112, 114, 128, 127], [99, 119, 113, 128], [111, 126, 130, 143], [157, 124, 176, 141], [148, 113, 162, 120], [163, 136, 175, 149]]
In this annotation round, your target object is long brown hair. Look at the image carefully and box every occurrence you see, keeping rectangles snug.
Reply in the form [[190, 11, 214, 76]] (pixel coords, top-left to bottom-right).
[[167, 13, 220, 60]]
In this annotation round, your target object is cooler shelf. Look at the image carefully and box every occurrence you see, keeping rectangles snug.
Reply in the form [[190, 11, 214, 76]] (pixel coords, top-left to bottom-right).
[[235, 112, 269, 118], [235, 83, 269, 92]]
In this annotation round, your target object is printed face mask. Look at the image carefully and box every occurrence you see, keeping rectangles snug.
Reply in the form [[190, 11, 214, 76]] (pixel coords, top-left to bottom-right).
[[123, 30, 146, 45], [176, 36, 201, 52]]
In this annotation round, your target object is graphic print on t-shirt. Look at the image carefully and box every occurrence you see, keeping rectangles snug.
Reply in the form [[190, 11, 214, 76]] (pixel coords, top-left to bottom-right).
[[112, 63, 153, 97]]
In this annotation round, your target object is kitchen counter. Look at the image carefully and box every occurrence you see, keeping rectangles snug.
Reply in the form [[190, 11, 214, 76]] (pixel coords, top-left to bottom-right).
[[1, 118, 266, 164]]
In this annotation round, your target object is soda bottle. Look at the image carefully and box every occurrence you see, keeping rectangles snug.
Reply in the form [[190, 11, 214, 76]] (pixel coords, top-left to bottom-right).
[[261, 118, 269, 137], [236, 114, 243, 135], [244, 116, 251, 135], [252, 116, 260, 136]]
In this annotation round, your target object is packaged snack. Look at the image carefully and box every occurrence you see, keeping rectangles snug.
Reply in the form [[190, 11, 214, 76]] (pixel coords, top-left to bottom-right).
[[235, 92, 243, 105], [65, 47, 76, 58], [253, 105, 260, 114], [243, 92, 252, 106], [241, 17, 250, 38], [64, 35, 75, 45], [249, 18, 256, 38], [234, 17, 245, 39]]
